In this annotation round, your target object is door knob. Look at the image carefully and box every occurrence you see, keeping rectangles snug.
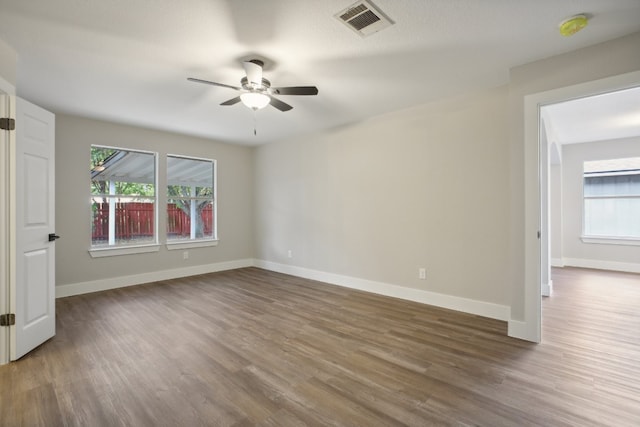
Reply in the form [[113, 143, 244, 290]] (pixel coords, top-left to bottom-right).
[[48, 233, 60, 242]]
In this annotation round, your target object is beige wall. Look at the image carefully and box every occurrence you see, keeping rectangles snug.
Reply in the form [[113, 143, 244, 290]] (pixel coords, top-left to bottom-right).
[[55, 114, 254, 286], [561, 137, 640, 268], [509, 31, 640, 322], [255, 86, 510, 306]]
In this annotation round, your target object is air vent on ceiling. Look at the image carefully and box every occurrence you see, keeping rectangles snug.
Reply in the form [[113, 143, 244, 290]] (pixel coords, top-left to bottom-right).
[[335, 0, 394, 37]]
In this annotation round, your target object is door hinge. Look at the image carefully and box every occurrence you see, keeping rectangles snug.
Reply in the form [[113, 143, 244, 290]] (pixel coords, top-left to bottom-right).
[[0, 313, 15, 326], [0, 118, 16, 131]]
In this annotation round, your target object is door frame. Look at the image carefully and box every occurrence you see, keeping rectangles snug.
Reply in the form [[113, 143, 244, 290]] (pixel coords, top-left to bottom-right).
[[0, 76, 15, 365], [523, 70, 640, 343]]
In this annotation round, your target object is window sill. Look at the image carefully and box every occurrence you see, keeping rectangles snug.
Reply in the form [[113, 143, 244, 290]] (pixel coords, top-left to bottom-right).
[[166, 239, 219, 250], [581, 236, 640, 246], [89, 244, 160, 258]]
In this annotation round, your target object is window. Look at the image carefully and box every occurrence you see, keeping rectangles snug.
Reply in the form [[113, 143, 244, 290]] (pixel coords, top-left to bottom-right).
[[583, 157, 640, 240], [90, 146, 157, 249], [167, 155, 216, 244]]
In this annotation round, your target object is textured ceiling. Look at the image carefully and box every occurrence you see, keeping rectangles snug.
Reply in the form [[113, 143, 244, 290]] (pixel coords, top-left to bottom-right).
[[1, 0, 640, 145]]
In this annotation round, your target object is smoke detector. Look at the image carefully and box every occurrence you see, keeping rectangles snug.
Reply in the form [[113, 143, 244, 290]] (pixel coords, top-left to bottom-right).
[[559, 14, 589, 37], [335, 0, 394, 37]]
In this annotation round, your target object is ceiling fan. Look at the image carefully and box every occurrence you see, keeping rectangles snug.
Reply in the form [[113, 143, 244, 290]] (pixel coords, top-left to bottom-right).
[[188, 59, 318, 112]]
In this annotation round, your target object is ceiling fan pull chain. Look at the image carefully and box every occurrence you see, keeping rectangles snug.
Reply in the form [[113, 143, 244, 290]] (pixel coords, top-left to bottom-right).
[[253, 109, 257, 136]]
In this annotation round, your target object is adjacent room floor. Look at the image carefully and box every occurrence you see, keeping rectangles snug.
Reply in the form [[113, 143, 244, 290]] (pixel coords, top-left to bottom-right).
[[1, 266, 639, 426]]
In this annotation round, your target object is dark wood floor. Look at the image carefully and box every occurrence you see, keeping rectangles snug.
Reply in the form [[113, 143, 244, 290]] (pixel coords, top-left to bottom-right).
[[1, 267, 639, 426]]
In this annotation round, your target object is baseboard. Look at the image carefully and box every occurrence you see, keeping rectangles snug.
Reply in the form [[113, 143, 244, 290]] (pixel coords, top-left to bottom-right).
[[57, 258, 513, 322], [541, 279, 553, 297], [562, 258, 640, 274], [550, 258, 564, 267], [254, 260, 511, 321], [508, 319, 539, 343], [55, 259, 254, 298]]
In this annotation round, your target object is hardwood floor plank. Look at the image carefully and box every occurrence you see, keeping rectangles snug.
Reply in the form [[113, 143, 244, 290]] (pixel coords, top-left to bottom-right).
[[1, 266, 640, 426]]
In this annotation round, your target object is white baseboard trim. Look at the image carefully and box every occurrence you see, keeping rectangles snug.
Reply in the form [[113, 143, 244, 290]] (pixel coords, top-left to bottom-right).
[[57, 258, 514, 323], [541, 279, 553, 297], [550, 258, 564, 267], [508, 319, 539, 343], [55, 259, 254, 298], [254, 260, 510, 321], [562, 258, 640, 274]]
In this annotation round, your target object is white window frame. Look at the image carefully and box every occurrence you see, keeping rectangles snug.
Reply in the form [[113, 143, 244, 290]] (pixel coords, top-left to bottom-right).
[[89, 146, 159, 258], [166, 154, 218, 251], [582, 165, 640, 246]]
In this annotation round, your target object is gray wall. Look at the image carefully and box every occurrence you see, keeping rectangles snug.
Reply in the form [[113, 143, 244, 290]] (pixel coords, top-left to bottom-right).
[[55, 114, 254, 286], [550, 163, 563, 264], [0, 38, 16, 87], [255, 86, 511, 306]]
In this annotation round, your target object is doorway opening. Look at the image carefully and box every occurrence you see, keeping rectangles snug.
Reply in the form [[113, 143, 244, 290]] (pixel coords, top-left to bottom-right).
[[524, 70, 640, 343]]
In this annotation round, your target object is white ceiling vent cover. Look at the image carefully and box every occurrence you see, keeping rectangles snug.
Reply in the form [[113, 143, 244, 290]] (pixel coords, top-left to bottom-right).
[[335, 0, 394, 37]]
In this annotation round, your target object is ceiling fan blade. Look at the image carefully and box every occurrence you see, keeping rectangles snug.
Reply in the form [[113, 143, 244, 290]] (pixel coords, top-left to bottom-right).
[[242, 60, 263, 86], [220, 96, 242, 106], [272, 86, 318, 96], [268, 96, 293, 112], [187, 77, 241, 91]]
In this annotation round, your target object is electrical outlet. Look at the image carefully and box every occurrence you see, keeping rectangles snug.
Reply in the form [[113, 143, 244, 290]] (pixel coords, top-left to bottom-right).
[[287, 250, 293, 258], [419, 268, 426, 280], [183, 251, 189, 260]]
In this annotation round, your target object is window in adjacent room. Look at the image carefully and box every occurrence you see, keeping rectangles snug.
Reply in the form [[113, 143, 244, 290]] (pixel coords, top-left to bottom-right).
[[166, 155, 216, 244], [583, 157, 640, 240], [90, 146, 157, 249]]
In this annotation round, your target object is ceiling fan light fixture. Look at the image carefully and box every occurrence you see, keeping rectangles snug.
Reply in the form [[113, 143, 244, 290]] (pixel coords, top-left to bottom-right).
[[240, 92, 270, 110]]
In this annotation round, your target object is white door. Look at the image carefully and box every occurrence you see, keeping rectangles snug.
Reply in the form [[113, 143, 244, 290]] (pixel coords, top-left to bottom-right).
[[9, 96, 56, 360]]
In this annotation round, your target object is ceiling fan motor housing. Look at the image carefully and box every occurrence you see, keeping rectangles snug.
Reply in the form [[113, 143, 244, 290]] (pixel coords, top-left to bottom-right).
[[241, 76, 271, 91]]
